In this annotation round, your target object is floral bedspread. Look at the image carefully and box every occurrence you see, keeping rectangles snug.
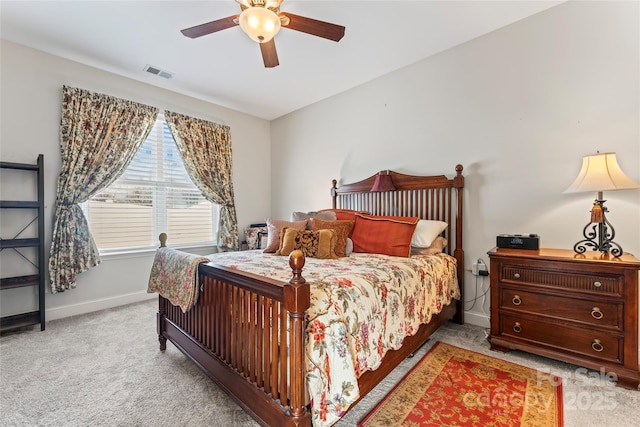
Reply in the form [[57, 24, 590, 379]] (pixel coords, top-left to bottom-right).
[[147, 248, 210, 312], [204, 250, 460, 427]]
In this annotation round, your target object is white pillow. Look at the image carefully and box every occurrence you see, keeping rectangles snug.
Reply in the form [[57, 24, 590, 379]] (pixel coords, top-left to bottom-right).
[[345, 237, 353, 256], [411, 220, 448, 248]]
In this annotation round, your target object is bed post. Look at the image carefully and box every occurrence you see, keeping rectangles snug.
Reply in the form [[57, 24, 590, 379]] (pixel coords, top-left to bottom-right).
[[453, 164, 464, 325], [331, 179, 338, 209], [157, 233, 168, 350], [284, 250, 310, 422]]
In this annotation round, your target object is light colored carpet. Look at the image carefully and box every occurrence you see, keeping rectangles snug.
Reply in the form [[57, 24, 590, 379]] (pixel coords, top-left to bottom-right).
[[1, 300, 638, 426]]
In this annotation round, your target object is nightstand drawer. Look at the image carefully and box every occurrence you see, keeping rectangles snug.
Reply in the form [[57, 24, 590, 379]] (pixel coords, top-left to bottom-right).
[[500, 314, 622, 364], [500, 265, 623, 296], [499, 287, 622, 330]]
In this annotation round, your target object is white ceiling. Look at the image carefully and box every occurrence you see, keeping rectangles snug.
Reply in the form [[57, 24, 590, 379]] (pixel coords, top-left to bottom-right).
[[1, 1, 563, 120]]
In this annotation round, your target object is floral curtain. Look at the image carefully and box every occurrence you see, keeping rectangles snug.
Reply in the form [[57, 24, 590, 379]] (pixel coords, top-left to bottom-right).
[[164, 111, 239, 251], [48, 86, 158, 293]]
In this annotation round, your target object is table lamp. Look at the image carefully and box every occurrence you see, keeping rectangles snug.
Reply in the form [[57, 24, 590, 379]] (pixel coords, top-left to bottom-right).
[[564, 151, 640, 257]]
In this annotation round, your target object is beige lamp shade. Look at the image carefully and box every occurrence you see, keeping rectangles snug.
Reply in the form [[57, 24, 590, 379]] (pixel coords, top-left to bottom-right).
[[564, 152, 640, 194]]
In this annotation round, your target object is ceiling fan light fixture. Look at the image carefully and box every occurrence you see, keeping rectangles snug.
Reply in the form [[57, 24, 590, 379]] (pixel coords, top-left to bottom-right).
[[238, 6, 281, 43]]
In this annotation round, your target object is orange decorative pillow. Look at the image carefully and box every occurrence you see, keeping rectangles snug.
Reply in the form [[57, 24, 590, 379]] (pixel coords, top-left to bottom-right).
[[275, 228, 338, 259], [351, 214, 419, 257], [263, 218, 307, 253], [309, 218, 355, 257], [318, 209, 369, 221]]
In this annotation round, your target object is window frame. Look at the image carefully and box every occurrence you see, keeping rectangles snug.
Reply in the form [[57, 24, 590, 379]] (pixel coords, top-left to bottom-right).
[[82, 114, 219, 256]]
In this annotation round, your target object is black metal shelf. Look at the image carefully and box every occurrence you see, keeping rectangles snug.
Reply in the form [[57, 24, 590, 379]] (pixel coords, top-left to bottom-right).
[[0, 238, 40, 249], [0, 311, 42, 332], [0, 154, 45, 332], [0, 161, 39, 171], [0, 275, 40, 290], [0, 201, 39, 209]]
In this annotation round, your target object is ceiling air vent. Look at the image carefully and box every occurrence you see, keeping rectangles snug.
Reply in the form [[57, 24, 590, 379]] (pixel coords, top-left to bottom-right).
[[143, 65, 173, 79]]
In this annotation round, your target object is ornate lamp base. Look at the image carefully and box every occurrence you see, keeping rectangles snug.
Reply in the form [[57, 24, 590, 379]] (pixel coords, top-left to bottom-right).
[[573, 198, 623, 257]]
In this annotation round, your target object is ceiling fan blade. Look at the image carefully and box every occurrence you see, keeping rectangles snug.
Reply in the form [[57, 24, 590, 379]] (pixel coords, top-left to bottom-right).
[[260, 39, 279, 68], [282, 13, 345, 42], [181, 16, 239, 39]]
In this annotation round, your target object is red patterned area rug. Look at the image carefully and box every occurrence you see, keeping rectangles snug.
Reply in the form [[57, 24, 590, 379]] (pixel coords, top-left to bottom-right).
[[358, 342, 563, 427]]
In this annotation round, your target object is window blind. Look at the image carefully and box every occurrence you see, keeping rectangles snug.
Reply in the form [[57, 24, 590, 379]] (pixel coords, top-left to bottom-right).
[[85, 116, 218, 252]]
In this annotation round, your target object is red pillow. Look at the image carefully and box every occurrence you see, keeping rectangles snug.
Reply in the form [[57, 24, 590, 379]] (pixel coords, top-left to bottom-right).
[[351, 214, 419, 257], [319, 209, 368, 221]]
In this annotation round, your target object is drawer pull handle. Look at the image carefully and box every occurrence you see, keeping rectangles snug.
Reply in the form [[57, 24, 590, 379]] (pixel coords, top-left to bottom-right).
[[593, 281, 602, 288], [591, 307, 603, 320], [513, 273, 521, 279], [513, 322, 522, 333], [591, 339, 604, 352], [512, 295, 522, 306]]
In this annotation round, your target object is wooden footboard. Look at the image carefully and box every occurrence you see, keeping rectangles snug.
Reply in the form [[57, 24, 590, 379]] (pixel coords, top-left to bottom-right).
[[158, 250, 311, 427], [158, 255, 457, 427]]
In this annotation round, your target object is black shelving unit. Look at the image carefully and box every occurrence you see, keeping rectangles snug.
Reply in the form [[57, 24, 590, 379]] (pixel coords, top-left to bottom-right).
[[0, 154, 46, 332]]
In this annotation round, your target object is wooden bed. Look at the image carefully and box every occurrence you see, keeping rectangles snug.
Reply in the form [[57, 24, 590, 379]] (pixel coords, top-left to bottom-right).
[[155, 166, 465, 426]]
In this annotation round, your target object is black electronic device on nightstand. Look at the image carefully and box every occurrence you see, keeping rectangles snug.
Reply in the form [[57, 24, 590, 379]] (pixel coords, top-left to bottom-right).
[[496, 233, 539, 250]]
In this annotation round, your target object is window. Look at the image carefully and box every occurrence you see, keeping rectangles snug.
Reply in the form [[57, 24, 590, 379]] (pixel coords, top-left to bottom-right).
[[85, 116, 219, 253]]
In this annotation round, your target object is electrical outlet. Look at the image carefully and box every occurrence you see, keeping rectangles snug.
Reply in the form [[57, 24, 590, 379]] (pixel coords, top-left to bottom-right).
[[472, 262, 488, 276]]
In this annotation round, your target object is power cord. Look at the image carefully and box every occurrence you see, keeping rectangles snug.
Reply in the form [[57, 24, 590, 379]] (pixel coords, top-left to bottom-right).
[[465, 257, 490, 314], [464, 258, 489, 313]]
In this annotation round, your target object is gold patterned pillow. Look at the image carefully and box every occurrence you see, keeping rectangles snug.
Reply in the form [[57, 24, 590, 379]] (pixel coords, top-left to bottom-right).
[[275, 228, 338, 259], [309, 218, 355, 257]]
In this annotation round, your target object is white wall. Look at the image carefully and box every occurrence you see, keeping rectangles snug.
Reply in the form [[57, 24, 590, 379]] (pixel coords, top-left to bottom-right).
[[2, 1, 638, 328], [270, 1, 640, 327], [0, 41, 272, 321]]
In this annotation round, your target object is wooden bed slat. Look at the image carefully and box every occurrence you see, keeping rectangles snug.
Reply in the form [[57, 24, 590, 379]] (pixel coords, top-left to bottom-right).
[[279, 305, 287, 404], [270, 301, 279, 398]]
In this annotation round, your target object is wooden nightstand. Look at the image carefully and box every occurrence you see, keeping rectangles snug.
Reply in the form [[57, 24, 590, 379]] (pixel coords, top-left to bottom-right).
[[488, 247, 640, 390]]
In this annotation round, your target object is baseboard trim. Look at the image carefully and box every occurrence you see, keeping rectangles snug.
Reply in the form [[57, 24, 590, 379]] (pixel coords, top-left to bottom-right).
[[47, 294, 491, 327], [46, 291, 157, 321], [464, 310, 490, 328]]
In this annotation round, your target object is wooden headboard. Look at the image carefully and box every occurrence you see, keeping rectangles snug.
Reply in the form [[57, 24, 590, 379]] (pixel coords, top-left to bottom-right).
[[331, 165, 465, 324]]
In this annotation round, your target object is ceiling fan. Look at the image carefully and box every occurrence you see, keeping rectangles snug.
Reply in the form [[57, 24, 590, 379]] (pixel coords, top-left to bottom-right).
[[181, 0, 346, 68]]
